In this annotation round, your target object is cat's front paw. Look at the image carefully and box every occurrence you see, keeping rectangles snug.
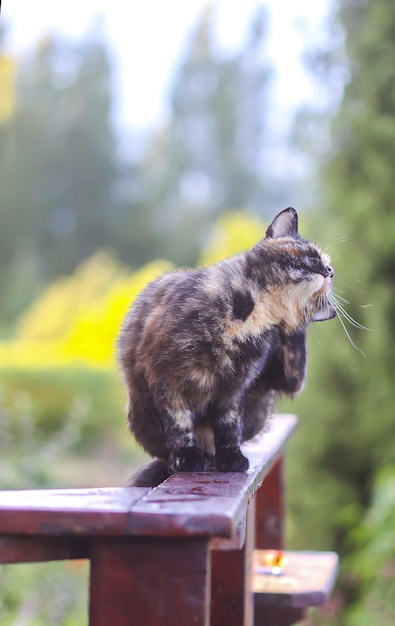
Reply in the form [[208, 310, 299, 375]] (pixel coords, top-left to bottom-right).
[[170, 447, 208, 472], [215, 448, 249, 472]]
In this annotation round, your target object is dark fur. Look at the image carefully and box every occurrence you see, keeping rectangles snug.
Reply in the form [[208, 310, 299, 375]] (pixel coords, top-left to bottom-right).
[[118, 208, 335, 482]]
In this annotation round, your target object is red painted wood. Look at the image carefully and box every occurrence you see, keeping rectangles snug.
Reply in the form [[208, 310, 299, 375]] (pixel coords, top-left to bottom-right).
[[89, 537, 211, 626], [210, 517, 246, 551], [254, 605, 304, 626], [210, 498, 256, 626], [253, 551, 339, 626], [0, 536, 89, 563], [0, 487, 150, 536], [253, 550, 339, 607], [127, 415, 297, 538], [0, 415, 298, 540], [255, 458, 284, 549], [0, 415, 300, 624]]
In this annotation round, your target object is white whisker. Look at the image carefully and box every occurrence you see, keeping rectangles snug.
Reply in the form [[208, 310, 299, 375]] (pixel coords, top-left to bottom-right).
[[332, 292, 350, 304], [329, 294, 373, 331], [331, 305, 366, 356], [327, 293, 368, 357]]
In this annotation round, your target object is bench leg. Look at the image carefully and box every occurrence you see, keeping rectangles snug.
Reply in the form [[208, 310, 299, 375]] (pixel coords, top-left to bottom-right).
[[254, 458, 306, 625], [255, 458, 284, 550], [89, 537, 211, 626], [210, 498, 255, 626]]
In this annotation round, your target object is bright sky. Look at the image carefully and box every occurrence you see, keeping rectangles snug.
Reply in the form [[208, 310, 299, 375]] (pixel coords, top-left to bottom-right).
[[2, 0, 330, 131]]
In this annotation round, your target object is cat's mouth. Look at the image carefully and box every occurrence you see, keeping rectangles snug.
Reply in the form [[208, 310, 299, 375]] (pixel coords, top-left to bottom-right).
[[311, 276, 337, 322], [312, 293, 337, 322]]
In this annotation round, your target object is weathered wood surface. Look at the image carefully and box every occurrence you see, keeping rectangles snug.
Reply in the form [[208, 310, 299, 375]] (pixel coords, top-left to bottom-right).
[[210, 497, 256, 626], [254, 605, 305, 626], [0, 488, 150, 537], [0, 413, 335, 626], [0, 414, 298, 540], [0, 536, 89, 563], [255, 458, 284, 550], [89, 537, 211, 626], [253, 550, 339, 608]]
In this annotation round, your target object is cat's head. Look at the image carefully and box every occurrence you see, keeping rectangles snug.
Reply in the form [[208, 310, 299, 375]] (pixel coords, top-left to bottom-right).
[[253, 207, 336, 331]]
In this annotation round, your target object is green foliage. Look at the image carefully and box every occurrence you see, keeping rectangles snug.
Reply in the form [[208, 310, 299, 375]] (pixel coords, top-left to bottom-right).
[[0, 366, 123, 447], [346, 468, 395, 625], [0, 33, 120, 323], [284, 0, 395, 623], [0, 561, 89, 626], [0, 253, 173, 487]]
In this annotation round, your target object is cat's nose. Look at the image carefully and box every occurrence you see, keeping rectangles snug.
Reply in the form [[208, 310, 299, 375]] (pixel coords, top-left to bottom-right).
[[325, 265, 334, 278]]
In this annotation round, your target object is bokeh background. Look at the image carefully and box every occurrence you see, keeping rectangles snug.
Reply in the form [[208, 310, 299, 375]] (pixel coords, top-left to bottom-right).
[[0, 1, 394, 624]]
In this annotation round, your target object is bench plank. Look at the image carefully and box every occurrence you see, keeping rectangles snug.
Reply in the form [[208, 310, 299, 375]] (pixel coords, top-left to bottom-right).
[[0, 415, 298, 540], [0, 488, 150, 536], [123, 414, 298, 539], [253, 550, 339, 608], [0, 536, 89, 563]]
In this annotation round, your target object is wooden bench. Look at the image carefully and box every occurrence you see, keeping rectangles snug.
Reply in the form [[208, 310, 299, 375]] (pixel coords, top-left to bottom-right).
[[0, 414, 338, 625]]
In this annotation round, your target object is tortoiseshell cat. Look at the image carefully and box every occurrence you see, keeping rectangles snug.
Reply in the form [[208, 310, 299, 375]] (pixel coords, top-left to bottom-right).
[[118, 208, 336, 482]]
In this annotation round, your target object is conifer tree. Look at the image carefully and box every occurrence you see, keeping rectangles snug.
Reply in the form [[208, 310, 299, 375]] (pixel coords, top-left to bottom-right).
[[137, 7, 273, 265], [0, 33, 119, 321], [287, 1, 395, 619]]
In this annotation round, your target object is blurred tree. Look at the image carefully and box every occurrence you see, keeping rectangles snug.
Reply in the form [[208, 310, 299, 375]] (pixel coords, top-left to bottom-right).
[[286, 0, 395, 621], [133, 6, 274, 265], [0, 9, 281, 322], [0, 53, 14, 124], [0, 26, 14, 123], [346, 467, 395, 626], [0, 32, 119, 323]]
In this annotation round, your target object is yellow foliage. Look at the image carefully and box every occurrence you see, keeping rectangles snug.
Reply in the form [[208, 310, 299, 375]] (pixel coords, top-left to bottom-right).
[[2, 253, 172, 368], [0, 340, 71, 368], [17, 251, 126, 341], [0, 55, 15, 123], [199, 211, 265, 266], [0, 211, 265, 370], [62, 260, 172, 364]]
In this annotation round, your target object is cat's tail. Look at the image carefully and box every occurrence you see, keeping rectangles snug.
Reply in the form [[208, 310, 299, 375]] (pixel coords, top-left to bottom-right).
[[128, 459, 171, 487]]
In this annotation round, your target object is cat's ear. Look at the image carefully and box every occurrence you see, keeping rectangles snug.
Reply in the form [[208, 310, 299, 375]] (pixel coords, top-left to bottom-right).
[[266, 207, 299, 239]]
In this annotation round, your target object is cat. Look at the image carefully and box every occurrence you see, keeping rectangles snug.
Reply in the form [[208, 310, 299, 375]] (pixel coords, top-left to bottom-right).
[[117, 207, 336, 484]]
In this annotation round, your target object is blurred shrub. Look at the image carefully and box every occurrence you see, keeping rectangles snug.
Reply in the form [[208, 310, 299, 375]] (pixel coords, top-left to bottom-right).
[[0, 254, 172, 450], [200, 211, 264, 265], [0, 366, 122, 446], [0, 560, 89, 626], [0, 211, 263, 488], [16, 250, 124, 343], [14, 251, 172, 365], [0, 212, 261, 448], [345, 467, 395, 626]]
